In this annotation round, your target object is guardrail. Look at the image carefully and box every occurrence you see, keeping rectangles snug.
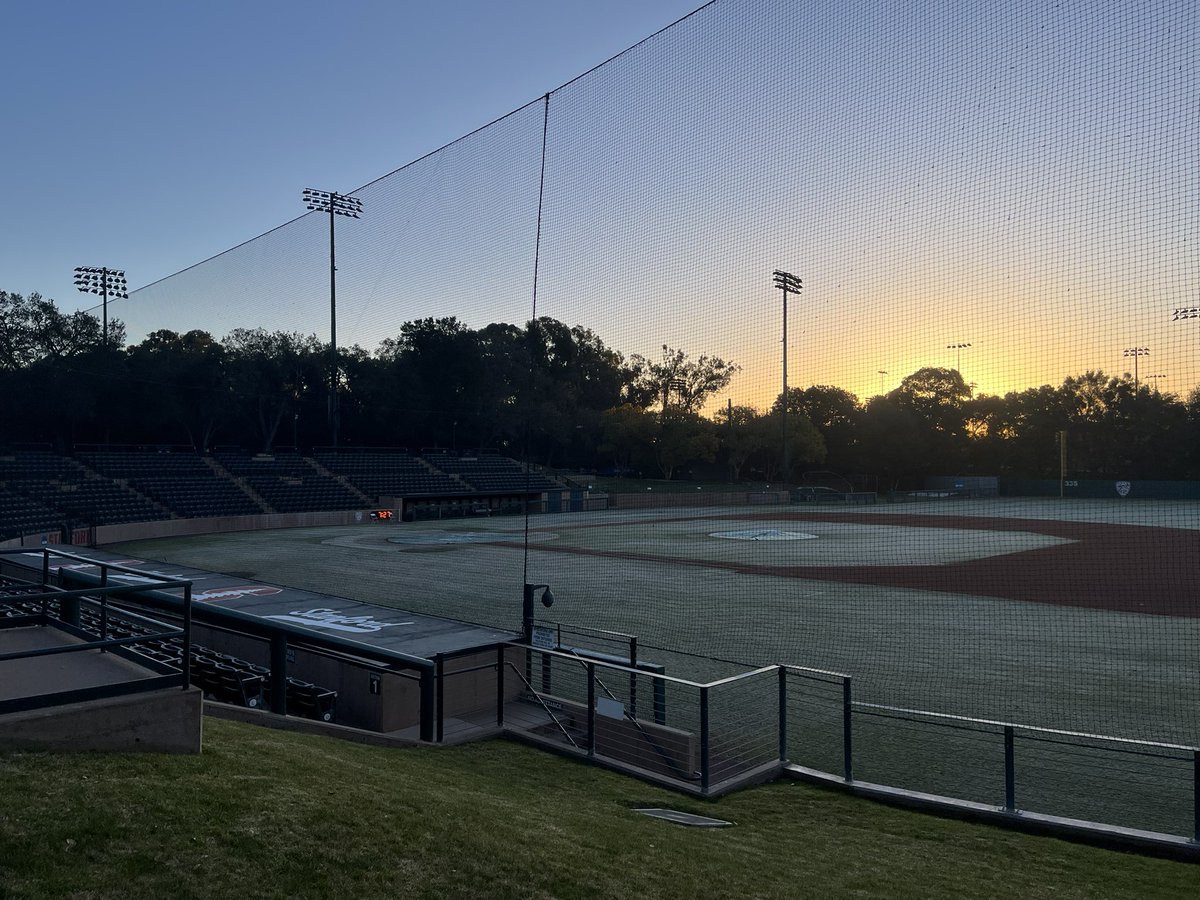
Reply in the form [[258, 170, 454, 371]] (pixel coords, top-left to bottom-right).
[[781, 663, 1200, 852], [0, 548, 437, 740], [474, 646, 1200, 853], [0, 547, 194, 715]]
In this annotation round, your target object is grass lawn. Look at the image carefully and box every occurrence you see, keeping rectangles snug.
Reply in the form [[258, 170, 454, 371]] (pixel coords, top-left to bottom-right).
[[0, 717, 1194, 899]]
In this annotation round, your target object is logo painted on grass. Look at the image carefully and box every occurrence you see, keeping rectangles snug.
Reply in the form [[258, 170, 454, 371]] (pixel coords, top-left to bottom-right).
[[193, 585, 283, 603], [263, 608, 414, 634], [1115, 481, 1132, 497]]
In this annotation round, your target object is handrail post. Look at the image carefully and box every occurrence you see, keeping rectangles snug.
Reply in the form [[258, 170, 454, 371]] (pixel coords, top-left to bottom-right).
[[181, 583, 193, 691], [629, 636, 638, 720], [842, 676, 853, 782], [419, 666, 435, 742], [435, 654, 445, 743], [1004, 726, 1016, 811], [700, 685, 711, 794], [99, 565, 109, 651], [270, 632, 289, 715], [496, 644, 506, 727], [778, 666, 788, 763], [587, 662, 597, 757], [1193, 749, 1199, 843]]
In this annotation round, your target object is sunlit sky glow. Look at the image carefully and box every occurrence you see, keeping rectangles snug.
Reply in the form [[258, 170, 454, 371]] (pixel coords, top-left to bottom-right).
[[4, 1, 1197, 412]]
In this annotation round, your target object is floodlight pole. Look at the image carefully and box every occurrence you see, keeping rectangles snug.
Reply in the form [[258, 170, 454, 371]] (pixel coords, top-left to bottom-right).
[[946, 342, 971, 374], [1122, 347, 1150, 387], [302, 188, 364, 449], [877, 370, 888, 394], [73, 266, 128, 347], [773, 271, 802, 486]]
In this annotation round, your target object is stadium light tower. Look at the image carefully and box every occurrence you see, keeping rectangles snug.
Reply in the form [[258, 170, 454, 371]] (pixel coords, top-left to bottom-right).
[[773, 270, 802, 485], [1122, 346, 1150, 386], [877, 370, 888, 394], [946, 342, 971, 373], [302, 188, 364, 448], [73, 266, 128, 346]]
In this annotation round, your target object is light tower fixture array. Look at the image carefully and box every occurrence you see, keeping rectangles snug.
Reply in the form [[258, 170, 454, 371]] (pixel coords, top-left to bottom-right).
[[1122, 346, 1150, 386], [73, 266, 128, 345], [772, 270, 802, 487], [302, 188, 365, 448]]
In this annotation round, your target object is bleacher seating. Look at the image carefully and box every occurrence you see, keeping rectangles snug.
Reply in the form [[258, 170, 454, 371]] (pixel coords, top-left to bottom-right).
[[1, 449, 168, 530], [78, 449, 263, 518], [0, 445, 566, 537], [425, 450, 561, 493], [0, 487, 64, 541], [315, 449, 467, 499], [215, 450, 363, 513]]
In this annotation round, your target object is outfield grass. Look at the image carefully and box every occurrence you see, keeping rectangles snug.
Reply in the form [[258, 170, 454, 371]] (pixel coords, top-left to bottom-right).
[[0, 717, 1195, 899]]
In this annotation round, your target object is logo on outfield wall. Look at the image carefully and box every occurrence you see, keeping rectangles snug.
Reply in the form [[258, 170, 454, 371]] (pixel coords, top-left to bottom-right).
[[263, 608, 413, 634], [193, 586, 283, 602], [1115, 481, 1132, 497]]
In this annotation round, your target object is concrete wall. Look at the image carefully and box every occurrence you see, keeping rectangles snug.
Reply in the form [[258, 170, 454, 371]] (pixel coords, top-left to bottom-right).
[[0, 510, 387, 550], [0, 687, 203, 753], [607, 491, 789, 510]]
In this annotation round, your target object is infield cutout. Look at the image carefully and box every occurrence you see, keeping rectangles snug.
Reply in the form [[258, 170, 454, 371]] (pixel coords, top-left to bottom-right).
[[710, 528, 818, 541]]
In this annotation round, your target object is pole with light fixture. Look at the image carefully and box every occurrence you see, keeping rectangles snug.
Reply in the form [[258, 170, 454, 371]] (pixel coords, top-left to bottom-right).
[[772, 270, 802, 486], [302, 188, 363, 448], [946, 342, 971, 374], [73, 266, 128, 347], [1122, 347, 1150, 387]]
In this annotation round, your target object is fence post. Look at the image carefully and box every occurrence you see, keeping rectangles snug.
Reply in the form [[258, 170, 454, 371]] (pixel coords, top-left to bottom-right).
[[587, 662, 596, 757], [270, 632, 289, 715], [99, 566, 109, 651], [181, 584, 192, 691], [778, 667, 788, 764], [1193, 749, 1199, 843], [419, 667, 435, 743], [496, 644, 506, 727], [629, 636, 638, 720], [435, 655, 444, 743], [1004, 726, 1016, 811], [654, 676, 667, 725], [700, 685, 711, 794], [842, 676, 853, 782]]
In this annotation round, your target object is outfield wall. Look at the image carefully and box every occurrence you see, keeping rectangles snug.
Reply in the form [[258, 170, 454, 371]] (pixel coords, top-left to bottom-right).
[[607, 491, 789, 510], [0, 510, 384, 550]]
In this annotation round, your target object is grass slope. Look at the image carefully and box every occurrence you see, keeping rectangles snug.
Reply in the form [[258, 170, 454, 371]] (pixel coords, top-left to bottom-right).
[[0, 718, 1194, 899]]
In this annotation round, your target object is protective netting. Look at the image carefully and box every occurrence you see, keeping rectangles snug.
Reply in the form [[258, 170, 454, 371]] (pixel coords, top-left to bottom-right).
[[87, 1, 1198, 761]]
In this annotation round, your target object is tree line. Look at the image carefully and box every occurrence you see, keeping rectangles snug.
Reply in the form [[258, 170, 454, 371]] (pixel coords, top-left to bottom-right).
[[3, 289, 1198, 486]]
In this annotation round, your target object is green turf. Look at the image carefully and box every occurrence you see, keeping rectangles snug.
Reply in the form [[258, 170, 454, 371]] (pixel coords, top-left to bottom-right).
[[0, 717, 1194, 899]]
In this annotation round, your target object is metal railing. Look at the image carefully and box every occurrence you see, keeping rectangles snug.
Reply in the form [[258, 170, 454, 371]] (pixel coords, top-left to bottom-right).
[[0, 547, 194, 714], [488, 641, 781, 795], [477, 646, 1200, 849], [0, 547, 437, 739], [780, 663, 1200, 847]]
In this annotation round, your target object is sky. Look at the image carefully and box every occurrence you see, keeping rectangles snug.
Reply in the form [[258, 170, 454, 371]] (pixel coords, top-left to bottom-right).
[[0, 0, 702, 303], [3, 0, 1197, 410]]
